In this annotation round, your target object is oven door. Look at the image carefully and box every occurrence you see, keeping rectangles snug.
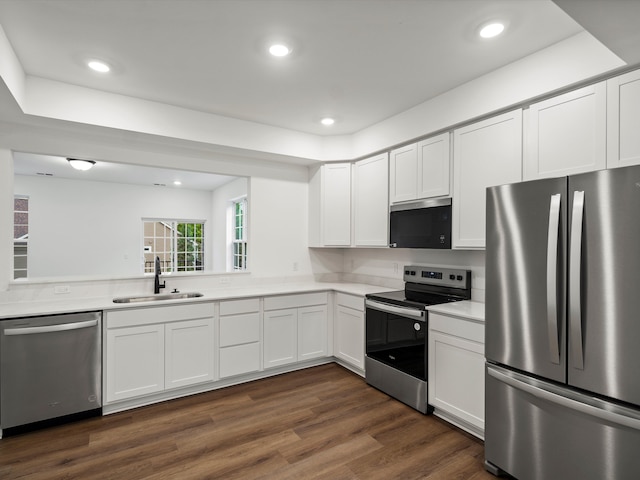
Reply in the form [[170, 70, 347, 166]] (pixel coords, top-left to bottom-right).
[[365, 299, 427, 381]]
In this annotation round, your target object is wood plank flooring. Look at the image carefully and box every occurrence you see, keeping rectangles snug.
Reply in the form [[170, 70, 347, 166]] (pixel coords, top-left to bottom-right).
[[0, 364, 495, 479]]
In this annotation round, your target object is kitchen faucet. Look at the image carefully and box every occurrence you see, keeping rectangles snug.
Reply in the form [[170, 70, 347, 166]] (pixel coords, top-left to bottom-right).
[[154, 256, 166, 294]]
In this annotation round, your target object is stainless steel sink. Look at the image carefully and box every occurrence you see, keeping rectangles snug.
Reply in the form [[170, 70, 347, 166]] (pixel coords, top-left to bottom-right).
[[113, 292, 204, 303]]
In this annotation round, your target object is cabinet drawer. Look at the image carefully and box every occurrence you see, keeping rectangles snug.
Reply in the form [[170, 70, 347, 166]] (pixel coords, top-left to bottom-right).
[[219, 343, 260, 378], [335, 292, 364, 311], [219, 312, 260, 347], [106, 302, 214, 328], [264, 292, 328, 311], [430, 313, 484, 344], [219, 298, 260, 316]]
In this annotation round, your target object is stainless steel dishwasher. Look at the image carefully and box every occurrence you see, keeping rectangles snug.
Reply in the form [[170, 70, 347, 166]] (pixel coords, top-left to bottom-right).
[[1, 311, 102, 432]]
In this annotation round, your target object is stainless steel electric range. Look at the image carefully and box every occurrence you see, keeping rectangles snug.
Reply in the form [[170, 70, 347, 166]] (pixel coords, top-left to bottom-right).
[[365, 265, 471, 413]]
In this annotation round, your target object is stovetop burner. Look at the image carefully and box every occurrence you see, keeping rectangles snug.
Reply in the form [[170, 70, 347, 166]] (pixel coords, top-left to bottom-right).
[[366, 265, 471, 309]]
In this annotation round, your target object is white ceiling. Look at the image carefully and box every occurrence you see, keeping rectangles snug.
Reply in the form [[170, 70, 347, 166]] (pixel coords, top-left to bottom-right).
[[13, 151, 237, 190], [0, 0, 586, 136]]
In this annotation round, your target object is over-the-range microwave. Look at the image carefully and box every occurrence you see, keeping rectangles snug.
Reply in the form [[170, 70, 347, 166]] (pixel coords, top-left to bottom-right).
[[389, 197, 452, 249]]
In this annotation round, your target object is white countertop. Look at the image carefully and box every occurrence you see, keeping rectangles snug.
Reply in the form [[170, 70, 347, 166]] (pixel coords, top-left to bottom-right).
[[0, 282, 396, 319], [427, 300, 485, 322]]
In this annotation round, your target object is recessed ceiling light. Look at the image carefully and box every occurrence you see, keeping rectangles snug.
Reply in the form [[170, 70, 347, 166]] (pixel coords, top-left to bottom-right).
[[269, 44, 291, 57], [87, 60, 111, 73], [320, 117, 335, 126], [479, 22, 505, 39], [173, 180, 182, 186]]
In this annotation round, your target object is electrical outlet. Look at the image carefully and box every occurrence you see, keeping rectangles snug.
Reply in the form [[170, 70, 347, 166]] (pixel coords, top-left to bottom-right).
[[219, 277, 230, 285], [293, 262, 298, 271], [54, 285, 71, 294], [393, 263, 398, 274]]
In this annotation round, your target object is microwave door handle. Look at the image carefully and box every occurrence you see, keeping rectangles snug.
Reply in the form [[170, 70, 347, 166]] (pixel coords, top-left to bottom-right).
[[546, 193, 561, 365], [569, 190, 585, 370]]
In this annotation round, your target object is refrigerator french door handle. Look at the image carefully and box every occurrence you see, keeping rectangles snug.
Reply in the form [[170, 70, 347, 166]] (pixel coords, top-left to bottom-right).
[[569, 190, 585, 370], [546, 193, 562, 365], [488, 365, 640, 431]]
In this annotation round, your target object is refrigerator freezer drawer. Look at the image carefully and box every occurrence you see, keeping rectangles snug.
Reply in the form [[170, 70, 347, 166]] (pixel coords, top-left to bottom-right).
[[485, 364, 640, 480]]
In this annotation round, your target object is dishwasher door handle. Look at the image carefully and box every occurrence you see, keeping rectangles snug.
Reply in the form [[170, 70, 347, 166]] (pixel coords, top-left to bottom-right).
[[4, 319, 99, 336]]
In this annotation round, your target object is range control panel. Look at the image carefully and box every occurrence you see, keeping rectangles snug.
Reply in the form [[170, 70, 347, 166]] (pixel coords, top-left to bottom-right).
[[403, 265, 471, 289]]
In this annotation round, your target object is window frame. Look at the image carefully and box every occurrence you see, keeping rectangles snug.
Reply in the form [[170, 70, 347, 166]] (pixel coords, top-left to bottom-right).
[[142, 218, 205, 274], [230, 197, 248, 271], [13, 195, 29, 279]]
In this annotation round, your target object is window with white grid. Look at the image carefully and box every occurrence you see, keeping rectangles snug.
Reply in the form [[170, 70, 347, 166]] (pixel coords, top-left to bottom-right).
[[13, 195, 29, 279], [232, 198, 247, 271], [143, 220, 205, 274]]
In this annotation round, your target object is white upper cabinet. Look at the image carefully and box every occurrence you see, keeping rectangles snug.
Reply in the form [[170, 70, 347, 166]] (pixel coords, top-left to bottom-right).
[[607, 70, 640, 169], [389, 132, 450, 204], [417, 133, 451, 199], [309, 162, 352, 247], [353, 153, 389, 247], [453, 110, 523, 249], [524, 82, 606, 180], [389, 143, 418, 203]]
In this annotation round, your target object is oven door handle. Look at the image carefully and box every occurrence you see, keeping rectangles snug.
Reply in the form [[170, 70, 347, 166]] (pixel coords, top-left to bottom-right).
[[365, 299, 425, 320]]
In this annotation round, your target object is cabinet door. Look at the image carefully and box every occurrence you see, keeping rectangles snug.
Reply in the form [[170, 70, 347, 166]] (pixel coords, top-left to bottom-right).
[[607, 70, 640, 168], [417, 133, 450, 199], [353, 153, 389, 246], [105, 324, 164, 402], [389, 143, 418, 204], [298, 305, 328, 361], [322, 163, 352, 246], [335, 305, 364, 370], [264, 308, 297, 369], [429, 330, 485, 435], [453, 109, 522, 249], [165, 318, 214, 389], [525, 82, 606, 179]]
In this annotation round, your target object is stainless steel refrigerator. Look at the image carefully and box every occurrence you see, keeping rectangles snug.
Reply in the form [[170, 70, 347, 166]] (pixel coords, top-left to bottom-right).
[[485, 165, 640, 479]]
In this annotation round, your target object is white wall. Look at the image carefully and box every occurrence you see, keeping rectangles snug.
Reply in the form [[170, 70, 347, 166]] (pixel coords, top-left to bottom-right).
[[210, 176, 248, 271], [14, 175, 214, 278], [0, 149, 13, 291], [248, 176, 310, 277], [342, 248, 486, 302], [350, 32, 624, 158]]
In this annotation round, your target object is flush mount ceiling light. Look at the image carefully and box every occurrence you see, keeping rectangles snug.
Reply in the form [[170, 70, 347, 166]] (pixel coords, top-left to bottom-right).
[[320, 117, 335, 126], [87, 60, 111, 73], [67, 158, 96, 171], [268, 44, 291, 57], [479, 22, 505, 39]]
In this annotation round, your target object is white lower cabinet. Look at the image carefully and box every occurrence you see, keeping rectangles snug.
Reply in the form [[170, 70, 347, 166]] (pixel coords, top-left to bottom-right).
[[219, 298, 261, 379], [105, 302, 215, 403], [106, 324, 165, 402], [165, 318, 215, 389], [263, 293, 328, 369], [428, 312, 485, 439], [264, 308, 297, 368], [334, 293, 365, 372]]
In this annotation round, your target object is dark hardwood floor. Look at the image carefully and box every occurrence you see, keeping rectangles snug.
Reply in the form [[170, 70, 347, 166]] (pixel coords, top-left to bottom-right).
[[0, 364, 495, 479]]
